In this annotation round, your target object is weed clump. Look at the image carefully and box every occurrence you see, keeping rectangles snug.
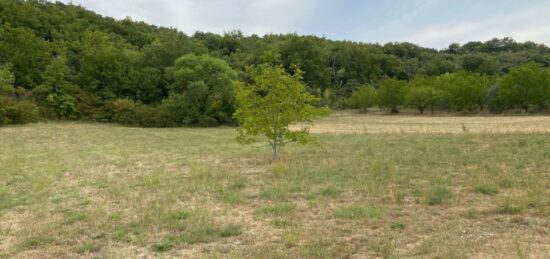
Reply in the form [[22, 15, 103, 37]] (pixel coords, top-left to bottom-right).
[[427, 187, 453, 205]]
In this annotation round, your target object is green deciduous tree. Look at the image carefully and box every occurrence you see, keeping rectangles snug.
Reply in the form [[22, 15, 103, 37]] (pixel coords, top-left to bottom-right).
[[0, 65, 15, 125], [499, 62, 550, 112], [280, 35, 331, 91], [405, 77, 443, 114], [0, 64, 15, 96], [0, 26, 51, 88], [437, 72, 491, 112], [378, 78, 406, 113], [33, 56, 79, 119], [77, 31, 138, 99], [167, 54, 237, 126], [234, 64, 328, 162], [461, 54, 498, 75], [348, 85, 378, 113]]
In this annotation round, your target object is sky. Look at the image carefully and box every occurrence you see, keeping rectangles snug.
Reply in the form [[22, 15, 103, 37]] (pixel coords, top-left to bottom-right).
[[56, 0, 550, 49]]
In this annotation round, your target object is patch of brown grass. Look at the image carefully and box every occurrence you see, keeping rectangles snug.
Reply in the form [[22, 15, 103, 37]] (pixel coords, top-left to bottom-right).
[[299, 110, 550, 134]]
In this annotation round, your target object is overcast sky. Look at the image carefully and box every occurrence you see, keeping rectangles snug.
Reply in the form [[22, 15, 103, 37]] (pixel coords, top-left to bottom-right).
[[57, 0, 550, 49]]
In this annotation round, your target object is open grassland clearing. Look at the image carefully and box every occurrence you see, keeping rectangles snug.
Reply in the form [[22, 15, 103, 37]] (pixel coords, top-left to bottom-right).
[[0, 114, 549, 258], [304, 110, 550, 134]]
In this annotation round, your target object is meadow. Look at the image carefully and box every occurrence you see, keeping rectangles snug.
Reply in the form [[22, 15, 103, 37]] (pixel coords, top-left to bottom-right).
[[0, 113, 549, 258]]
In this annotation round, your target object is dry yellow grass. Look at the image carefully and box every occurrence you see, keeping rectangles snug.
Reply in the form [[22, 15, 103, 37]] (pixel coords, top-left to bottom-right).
[[301, 110, 550, 134], [1, 117, 548, 258]]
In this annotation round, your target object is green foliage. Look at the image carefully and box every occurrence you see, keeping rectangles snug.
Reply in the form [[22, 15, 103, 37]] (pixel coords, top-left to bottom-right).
[[485, 84, 507, 113], [438, 72, 491, 112], [33, 56, 79, 119], [0, 25, 51, 88], [348, 85, 378, 112], [378, 78, 406, 113], [234, 64, 328, 161], [112, 97, 185, 127], [280, 35, 331, 90], [76, 31, 138, 99], [0, 64, 15, 95], [499, 62, 550, 112], [4, 100, 40, 124], [167, 54, 237, 126], [405, 77, 443, 114], [0, 66, 39, 125], [461, 54, 498, 75], [112, 98, 137, 125], [0, 0, 549, 127]]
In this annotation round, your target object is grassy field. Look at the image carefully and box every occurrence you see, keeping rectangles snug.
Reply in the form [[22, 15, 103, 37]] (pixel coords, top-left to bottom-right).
[[0, 113, 549, 258], [303, 110, 550, 134]]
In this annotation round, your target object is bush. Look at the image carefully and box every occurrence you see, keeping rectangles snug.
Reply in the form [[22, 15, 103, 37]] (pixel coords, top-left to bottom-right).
[[378, 79, 406, 113], [485, 84, 507, 113], [112, 98, 137, 125], [4, 100, 40, 124], [348, 85, 378, 113]]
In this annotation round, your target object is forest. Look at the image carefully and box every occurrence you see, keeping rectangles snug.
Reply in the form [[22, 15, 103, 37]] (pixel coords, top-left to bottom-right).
[[1, 0, 550, 127]]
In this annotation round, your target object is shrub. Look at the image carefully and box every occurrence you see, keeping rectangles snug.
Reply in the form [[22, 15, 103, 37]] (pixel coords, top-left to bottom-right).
[[378, 79, 406, 113], [112, 98, 137, 125], [485, 84, 507, 113], [348, 85, 378, 113], [4, 100, 40, 124], [499, 62, 550, 112]]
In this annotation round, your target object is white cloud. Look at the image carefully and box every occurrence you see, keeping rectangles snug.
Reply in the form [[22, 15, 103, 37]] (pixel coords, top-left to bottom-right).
[[55, 0, 550, 48], [60, 0, 316, 36], [361, 2, 550, 48], [404, 8, 550, 48]]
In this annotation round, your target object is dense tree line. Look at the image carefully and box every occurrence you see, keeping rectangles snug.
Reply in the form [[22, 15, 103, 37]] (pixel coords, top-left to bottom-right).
[[0, 0, 549, 127], [349, 63, 550, 114]]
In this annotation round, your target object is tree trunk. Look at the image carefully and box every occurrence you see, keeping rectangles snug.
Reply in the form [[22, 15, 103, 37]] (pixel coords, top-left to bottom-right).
[[391, 106, 399, 114], [272, 143, 280, 162]]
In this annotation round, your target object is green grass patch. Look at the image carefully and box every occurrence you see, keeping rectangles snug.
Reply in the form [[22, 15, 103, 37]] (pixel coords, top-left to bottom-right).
[[151, 241, 173, 252], [271, 218, 296, 228], [256, 203, 296, 216], [333, 205, 385, 219], [475, 185, 499, 196], [390, 222, 406, 231], [64, 210, 88, 224], [427, 187, 453, 205], [220, 224, 242, 237], [1, 122, 548, 258], [319, 186, 342, 198], [19, 235, 54, 249], [499, 199, 524, 214], [76, 242, 101, 254]]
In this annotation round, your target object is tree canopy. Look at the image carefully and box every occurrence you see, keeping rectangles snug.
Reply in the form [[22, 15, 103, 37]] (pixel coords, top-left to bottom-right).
[[0, 0, 549, 127], [234, 65, 328, 161]]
